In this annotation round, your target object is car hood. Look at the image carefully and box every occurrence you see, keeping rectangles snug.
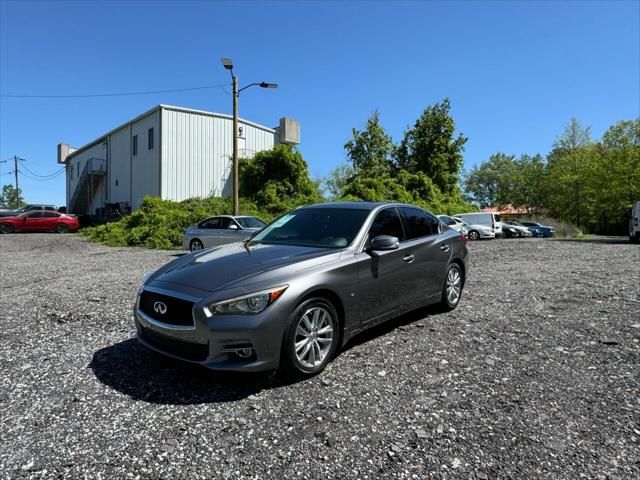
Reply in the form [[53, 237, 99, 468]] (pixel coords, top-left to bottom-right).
[[148, 242, 342, 293]]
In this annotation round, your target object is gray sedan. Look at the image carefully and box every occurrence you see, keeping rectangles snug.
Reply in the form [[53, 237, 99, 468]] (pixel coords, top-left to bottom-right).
[[182, 215, 266, 251], [136, 202, 469, 380]]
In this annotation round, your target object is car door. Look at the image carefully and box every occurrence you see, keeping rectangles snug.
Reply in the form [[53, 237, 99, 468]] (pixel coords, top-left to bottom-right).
[[355, 207, 416, 327], [197, 217, 221, 248], [217, 217, 244, 245], [42, 211, 60, 231], [22, 211, 45, 231], [399, 207, 451, 300]]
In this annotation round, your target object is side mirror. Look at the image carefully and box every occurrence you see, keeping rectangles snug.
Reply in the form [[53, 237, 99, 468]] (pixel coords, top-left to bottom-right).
[[369, 235, 399, 251], [229, 223, 239, 230]]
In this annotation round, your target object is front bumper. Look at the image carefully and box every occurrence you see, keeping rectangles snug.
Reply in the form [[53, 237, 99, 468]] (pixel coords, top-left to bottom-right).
[[133, 287, 286, 372]]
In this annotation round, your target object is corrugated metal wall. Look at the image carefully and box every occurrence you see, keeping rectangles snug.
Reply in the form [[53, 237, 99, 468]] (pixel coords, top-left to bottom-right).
[[161, 108, 275, 201]]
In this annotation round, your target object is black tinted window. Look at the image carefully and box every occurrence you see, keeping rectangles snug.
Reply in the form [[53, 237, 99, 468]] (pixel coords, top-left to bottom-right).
[[27, 212, 43, 218], [199, 217, 220, 229], [401, 207, 440, 239], [440, 215, 457, 226], [368, 208, 405, 242], [43, 212, 60, 218], [251, 208, 369, 249], [219, 217, 232, 229]]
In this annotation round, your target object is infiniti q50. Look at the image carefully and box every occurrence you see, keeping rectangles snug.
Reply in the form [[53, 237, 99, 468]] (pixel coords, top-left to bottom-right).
[[134, 202, 469, 379]]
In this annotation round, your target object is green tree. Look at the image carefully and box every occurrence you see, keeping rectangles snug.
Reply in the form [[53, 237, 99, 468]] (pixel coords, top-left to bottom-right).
[[344, 111, 394, 177], [323, 163, 354, 199], [546, 118, 596, 226], [0, 184, 25, 209], [239, 145, 321, 214], [463, 153, 517, 208], [396, 98, 468, 194]]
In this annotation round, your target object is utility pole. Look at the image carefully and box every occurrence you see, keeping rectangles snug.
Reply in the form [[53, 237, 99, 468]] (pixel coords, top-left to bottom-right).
[[232, 74, 239, 216], [11, 156, 25, 208]]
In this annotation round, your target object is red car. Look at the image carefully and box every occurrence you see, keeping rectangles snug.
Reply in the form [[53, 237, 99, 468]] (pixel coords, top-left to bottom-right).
[[0, 211, 80, 234]]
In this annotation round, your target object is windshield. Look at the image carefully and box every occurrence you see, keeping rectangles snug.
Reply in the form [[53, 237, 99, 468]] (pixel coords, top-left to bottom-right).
[[250, 208, 370, 249], [236, 217, 266, 229]]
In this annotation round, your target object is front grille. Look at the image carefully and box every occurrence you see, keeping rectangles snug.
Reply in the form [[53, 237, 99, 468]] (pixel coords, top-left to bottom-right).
[[139, 290, 194, 326], [140, 326, 209, 361]]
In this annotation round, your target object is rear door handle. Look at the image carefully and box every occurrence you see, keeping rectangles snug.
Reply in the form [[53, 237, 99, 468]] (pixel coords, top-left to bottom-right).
[[402, 254, 415, 263], [440, 244, 450, 252]]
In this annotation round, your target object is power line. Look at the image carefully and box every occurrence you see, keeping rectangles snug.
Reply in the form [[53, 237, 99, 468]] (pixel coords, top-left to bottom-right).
[[20, 163, 65, 178], [17, 167, 65, 181], [1, 84, 228, 99]]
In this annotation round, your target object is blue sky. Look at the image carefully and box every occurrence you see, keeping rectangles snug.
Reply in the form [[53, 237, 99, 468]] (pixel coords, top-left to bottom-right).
[[1, 0, 638, 205]]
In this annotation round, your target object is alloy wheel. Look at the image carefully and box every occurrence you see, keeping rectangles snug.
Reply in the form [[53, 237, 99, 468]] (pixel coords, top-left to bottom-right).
[[190, 239, 203, 252], [468, 230, 479, 241], [446, 267, 462, 306], [294, 306, 335, 369]]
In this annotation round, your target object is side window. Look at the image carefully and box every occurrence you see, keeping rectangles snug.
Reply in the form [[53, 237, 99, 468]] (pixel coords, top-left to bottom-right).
[[368, 208, 405, 242], [440, 215, 456, 226], [148, 128, 154, 150], [44, 212, 60, 218], [219, 217, 231, 229], [400, 207, 440, 239], [199, 217, 220, 229], [27, 212, 43, 219], [133, 135, 138, 156]]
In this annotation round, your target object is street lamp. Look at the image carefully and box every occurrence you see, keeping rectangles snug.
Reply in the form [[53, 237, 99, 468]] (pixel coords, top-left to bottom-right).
[[220, 58, 278, 215]]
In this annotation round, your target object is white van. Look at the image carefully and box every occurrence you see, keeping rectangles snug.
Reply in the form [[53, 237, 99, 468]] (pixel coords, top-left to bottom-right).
[[454, 212, 502, 237], [630, 201, 640, 243]]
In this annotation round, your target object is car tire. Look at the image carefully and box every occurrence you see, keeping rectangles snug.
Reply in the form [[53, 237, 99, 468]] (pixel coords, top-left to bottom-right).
[[278, 297, 340, 381], [468, 230, 480, 241], [0, 223, 14, 234], [190, 239, 204, 252], [439, 263, 463, 312], [56, 224, 69, 234]]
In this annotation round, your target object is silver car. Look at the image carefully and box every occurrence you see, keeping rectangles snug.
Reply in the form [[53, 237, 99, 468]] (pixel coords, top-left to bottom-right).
[[135, 202, 469, 380], [438, 214, 468, 236], [182, 215, 266, 251]]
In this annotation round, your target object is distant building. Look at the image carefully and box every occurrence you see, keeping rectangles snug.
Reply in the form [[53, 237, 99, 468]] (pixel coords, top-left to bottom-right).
[[58, 104, 299, 215], [482, 204, 529, 216]]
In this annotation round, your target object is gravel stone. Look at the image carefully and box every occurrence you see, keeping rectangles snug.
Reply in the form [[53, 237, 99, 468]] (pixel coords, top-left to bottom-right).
[[0, 234, 639, 479]]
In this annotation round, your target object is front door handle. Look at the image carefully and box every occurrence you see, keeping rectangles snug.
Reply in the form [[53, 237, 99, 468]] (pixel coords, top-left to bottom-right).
[[403, 254, 415, 263], [440, 244, 450, 252]]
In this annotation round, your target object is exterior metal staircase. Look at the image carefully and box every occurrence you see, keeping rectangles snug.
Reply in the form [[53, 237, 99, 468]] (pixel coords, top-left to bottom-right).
[[69, 158, 106, 215]]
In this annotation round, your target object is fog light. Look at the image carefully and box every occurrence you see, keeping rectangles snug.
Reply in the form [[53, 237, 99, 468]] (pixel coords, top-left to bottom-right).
[[236, 348, 253, 358]]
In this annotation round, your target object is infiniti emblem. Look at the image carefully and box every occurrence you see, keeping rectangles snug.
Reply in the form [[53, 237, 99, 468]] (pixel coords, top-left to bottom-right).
[[153, 301, 168, 315]]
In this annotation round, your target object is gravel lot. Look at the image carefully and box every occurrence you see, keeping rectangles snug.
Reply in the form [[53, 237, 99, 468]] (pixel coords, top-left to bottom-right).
[[0, 233, 639, 479]]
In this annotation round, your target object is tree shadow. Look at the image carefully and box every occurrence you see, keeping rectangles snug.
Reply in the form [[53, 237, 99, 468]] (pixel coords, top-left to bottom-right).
[[89, 339, 278, 405]]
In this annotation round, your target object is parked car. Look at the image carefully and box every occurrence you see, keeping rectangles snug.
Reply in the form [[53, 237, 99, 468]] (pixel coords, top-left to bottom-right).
[[519, 221, 555, 238], [502, 221, 533, 237], [0, 204, 59, 218], [454, 212, 502, 237], [630, 201, 640, 243], [437, 215, 468, 236], [135, 202, 469, 379], [0, 211, 80, 233], [501, 224, 521, 238], [182, 215, 267, 251], [452, 217, 495, 240]]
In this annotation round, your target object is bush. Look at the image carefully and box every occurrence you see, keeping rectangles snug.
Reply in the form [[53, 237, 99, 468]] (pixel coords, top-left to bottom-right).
[[80, 196, 276, 249]]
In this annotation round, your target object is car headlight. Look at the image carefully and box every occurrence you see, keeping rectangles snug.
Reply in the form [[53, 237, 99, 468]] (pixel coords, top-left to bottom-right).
[[207, 286, 288, 315]]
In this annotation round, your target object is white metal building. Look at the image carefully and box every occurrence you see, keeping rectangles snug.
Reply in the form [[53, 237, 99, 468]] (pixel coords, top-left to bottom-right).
[[57, 104, 299, 215]]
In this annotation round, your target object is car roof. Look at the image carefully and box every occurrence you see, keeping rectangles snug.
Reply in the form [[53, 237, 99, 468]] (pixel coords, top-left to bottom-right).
[[297, 201, 413, 212]]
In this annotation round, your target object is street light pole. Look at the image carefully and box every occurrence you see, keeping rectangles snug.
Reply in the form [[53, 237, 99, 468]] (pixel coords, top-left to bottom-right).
[[221, 58, 277, 216], [232, 74, 239, 216]]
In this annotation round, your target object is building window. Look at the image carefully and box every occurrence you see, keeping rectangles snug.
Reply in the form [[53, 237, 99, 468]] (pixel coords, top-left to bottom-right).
[[77, 163, 80, 177], [133, 135, 138, 156], [148, 128, 154, 150], [70, 164, 73, 180]]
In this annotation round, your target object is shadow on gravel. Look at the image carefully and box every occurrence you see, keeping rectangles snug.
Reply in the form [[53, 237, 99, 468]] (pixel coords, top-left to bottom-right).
[[554, 236, 630, 245], [340, 305, 435, 354], [90, 339, 276, 405], [90, 306, 439, 403]]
